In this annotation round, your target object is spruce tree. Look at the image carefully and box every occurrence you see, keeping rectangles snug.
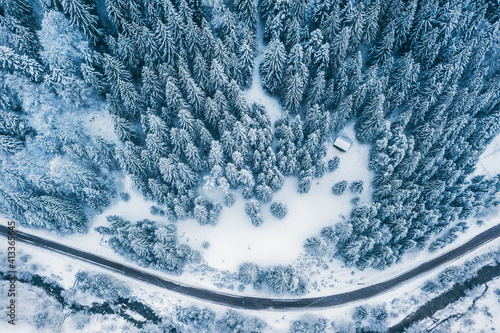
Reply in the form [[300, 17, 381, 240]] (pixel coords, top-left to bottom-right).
[[282, 70, 305, 114], [61, 0, 101, 42], [356, 93, 385, 143], [260, 38, 286, 94], [371, 22, 395, 65], [233, 0, 257, 31]]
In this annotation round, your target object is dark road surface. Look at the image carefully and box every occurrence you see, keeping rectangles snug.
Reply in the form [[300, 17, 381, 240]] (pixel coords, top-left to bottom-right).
[[1, 224, 500, 310]]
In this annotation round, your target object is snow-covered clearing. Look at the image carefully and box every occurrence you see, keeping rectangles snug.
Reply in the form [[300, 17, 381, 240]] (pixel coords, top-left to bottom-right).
[[178, 123, 372, 271]]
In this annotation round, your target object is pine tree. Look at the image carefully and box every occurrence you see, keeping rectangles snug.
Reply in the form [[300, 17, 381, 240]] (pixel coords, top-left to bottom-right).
[[237, 39, 255, 89], [204, 97, 221, 127], [415, 27, 440, 67], [350, 180, 364, 194], [0, 134, 24, 154], [233, 0, 257, 31], [260, 38, 286, 95], [332, 94, 353, 133], [226, 80, 249, 117], [356, 93, 385, 143], [224, 163, 238, 188], [117, 142, 147, 178], [193, 201, 209, 225], [328, 156, 340, 172], [183, 17, 200, 56], [29, 196, 88, 233], [184, 142, 203, 171], [183, 75, 206, 116], [388, 51, 420, 108], [371, 22, 395, 64], [307, 70, 326, 106], [330, 26, 351, 68], [223, 190, 235, 207], [298, 172, 312, 194], [0, 15, 40, 58], [81, 62, 107, 94], [163, 77, 186, 117], [102, 54, 140, 114], [245, 199, 263, 226], [284, 17, 301, 49], [207, 140, 224, 169], [141, 66, 164, 108], [332, 180, 347, 195], [255, 184, 273, 203], [258, 0, 276, 24], [270, 201, 288, 219], [164, 2, 185, 45], [265, 265, 300, 294], [349, 3, 365, 50], [154, 22, 178, 66], [177, 108, 196, 134], [304, 237, 327, 256], [192, 51, 208, 88], [112, 115, 136, 142], [2, 0, 36, 27], [282, 70, 305, 114], [148, 113, 170, 142], [208, 59, 229, 95], [60, 0, 101, 42], [394, 151, 421, 179], [238, 262, 260, 285], [114, 33, 139, 69], [104, 0, 125, 30], [146, 133, 168, 161], [394, 0, 417, 49], [0, 46, 43, 82]]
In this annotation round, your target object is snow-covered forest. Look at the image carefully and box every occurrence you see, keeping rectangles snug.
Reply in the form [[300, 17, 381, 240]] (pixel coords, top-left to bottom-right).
[[1, 0, 500, 329]]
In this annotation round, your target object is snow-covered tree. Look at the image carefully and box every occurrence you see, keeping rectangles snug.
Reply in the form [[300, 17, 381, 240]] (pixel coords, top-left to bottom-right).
[[260, 38, 286, 94], [270, 201, 287, 219], [332, 180, 348, 195]]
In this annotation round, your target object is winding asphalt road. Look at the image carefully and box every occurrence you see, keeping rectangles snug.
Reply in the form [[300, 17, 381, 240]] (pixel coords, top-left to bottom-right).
[[1, 224, 500, 310]]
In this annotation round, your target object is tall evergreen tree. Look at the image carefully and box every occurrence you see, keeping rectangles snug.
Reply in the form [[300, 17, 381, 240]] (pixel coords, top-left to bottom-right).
[[60, 0, 101, 42], [260, 38, 286, 95], [233, 0, 257, 31], [356, 93, 385, 143]]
